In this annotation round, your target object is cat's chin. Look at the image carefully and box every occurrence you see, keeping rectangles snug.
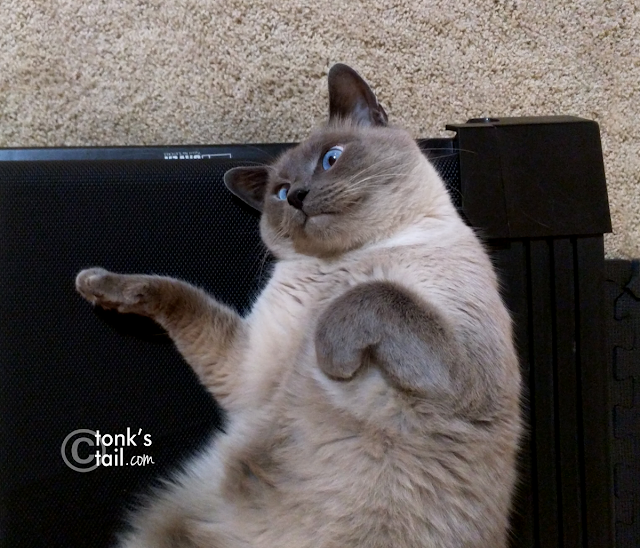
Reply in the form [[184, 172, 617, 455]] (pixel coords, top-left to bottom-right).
[[284, 213, 349, 257], [301, 213, 342, 243], [304, 212, 335, 230]]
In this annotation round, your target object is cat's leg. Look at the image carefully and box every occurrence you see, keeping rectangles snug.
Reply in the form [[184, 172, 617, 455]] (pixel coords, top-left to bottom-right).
[[76, 268, 243, 402], [314, 281, 459, 397]]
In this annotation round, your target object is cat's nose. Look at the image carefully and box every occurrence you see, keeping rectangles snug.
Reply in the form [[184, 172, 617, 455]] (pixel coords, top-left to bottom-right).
[[287, 189, 309, 210]]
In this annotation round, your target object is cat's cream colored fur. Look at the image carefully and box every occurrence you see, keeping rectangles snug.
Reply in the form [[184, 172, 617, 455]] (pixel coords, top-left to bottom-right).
[[76, 65, 521, 547]]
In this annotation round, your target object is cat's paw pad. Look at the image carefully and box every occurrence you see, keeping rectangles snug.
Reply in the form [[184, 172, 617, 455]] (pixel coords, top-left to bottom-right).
[[75, 268, 151, 313]]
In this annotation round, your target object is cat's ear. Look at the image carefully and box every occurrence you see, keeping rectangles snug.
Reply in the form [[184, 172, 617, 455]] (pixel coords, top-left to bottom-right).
[[328, 64, 388, 127], [223, 166, 269, 212]]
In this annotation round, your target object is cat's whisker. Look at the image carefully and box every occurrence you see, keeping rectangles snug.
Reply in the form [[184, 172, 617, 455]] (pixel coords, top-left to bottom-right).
[[334, 155, 402, 186], [419, 146, 478, 155], [253, 245, 274, 288], [351, 171, 414, 187], [329, 171, 414, 200], [342, 156, 407, 183], [348, 165, 418, 185]]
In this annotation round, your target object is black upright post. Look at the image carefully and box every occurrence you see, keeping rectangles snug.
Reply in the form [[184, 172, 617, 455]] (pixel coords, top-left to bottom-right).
[[447, 117, 614, 548]]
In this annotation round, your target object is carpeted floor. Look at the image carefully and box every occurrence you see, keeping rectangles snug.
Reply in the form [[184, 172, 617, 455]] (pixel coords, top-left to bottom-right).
[[1, 0, 638, 257]]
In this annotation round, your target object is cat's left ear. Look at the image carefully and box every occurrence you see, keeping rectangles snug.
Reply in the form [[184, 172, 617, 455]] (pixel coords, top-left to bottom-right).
[[328, 64, 388, 127], [223, 166, 269, 212]]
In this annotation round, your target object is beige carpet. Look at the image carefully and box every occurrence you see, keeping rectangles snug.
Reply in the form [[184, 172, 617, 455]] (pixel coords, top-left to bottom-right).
[[1, 0, 638, 257]]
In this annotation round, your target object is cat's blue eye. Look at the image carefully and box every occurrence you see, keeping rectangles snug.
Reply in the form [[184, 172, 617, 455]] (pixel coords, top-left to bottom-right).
[[275, 185, 289, 201], [322, 146, 344, 171]]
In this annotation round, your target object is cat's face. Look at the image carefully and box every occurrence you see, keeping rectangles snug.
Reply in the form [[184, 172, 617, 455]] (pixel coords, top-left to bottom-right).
[[225, 64, 449, 258], [258, 123, 424, 257]]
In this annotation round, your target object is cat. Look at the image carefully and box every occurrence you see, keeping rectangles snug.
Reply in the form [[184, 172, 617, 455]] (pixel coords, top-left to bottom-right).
[[76, 63, 522, 548]]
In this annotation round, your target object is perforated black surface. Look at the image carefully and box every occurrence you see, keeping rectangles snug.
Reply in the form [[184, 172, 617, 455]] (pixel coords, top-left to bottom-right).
[[0, 159, 270, 548], [0, 154, 461, 548], [424, 152, 462, 209]]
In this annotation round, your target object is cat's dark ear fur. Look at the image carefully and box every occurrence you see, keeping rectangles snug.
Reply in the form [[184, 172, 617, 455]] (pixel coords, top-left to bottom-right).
[[328, 64, 388, 127], [224, 166, 269, 212]]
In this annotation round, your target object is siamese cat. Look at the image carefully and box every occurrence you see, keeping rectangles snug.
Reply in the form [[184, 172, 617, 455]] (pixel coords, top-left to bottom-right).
[[76, 64, 521, 548]]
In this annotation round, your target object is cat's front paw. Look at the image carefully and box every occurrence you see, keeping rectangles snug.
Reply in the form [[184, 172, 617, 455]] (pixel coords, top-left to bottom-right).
[[315, 297, 373, 380], [76, 268, 153, 315]]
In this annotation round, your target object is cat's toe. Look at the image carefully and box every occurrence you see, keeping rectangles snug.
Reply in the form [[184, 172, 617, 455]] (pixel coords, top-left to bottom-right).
[[75, 268, 113, 304], [76, 268, 153, 314]]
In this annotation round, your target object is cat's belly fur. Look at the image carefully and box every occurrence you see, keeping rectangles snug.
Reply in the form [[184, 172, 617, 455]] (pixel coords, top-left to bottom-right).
[[120, 227, 521, 548]]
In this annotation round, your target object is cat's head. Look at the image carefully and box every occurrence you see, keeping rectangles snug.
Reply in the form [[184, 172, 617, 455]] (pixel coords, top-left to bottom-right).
[[224, 64, 454, 259]]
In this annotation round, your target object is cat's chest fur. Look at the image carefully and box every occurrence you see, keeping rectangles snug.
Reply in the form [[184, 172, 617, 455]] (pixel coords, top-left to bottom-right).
[[241, 257, 361, 385]]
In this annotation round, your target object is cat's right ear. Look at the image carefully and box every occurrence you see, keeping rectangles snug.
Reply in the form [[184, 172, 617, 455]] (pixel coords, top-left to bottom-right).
[[328, 63, 388, 127], [223, 166, 269, 212]]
